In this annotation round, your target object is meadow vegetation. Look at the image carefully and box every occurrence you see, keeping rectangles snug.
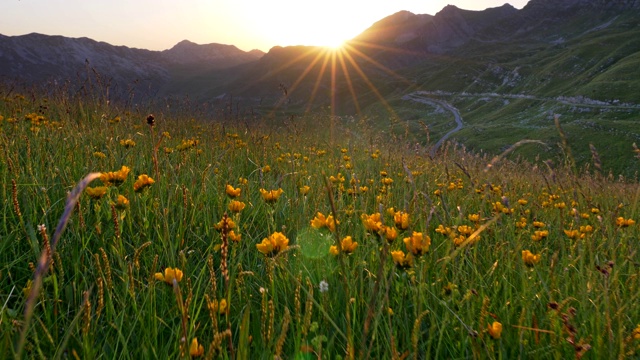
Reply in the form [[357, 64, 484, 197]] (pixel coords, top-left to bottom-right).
[[1, 85, 640, 359]]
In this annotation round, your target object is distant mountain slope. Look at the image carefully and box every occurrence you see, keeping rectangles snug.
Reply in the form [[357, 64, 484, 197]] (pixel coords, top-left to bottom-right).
[[0, 33, 264, 100]]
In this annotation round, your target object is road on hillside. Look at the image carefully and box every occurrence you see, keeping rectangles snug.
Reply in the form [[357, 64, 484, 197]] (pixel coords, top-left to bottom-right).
[[401, 93, 463, 158]]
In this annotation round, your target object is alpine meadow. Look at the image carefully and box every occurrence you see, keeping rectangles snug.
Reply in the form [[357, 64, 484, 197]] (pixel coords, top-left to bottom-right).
[[2, 0, 640, 359]]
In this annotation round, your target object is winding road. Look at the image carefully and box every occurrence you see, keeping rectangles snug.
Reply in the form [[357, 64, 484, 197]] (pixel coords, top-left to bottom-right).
[[401, 92, 464, 158]]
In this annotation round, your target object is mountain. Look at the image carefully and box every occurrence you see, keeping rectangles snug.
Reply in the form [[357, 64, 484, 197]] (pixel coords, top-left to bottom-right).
[[0, 33, 264, 100]]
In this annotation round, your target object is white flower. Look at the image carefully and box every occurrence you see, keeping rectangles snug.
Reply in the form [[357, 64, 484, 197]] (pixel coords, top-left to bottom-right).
[[319, 280, 329, 293]]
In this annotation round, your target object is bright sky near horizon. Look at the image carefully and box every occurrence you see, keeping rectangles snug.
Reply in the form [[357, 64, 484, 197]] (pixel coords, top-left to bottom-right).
[[0, 0, 530, 52]]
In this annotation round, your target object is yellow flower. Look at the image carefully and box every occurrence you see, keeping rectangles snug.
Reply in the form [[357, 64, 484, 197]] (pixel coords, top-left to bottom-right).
[[154, 267, 184, 285], [522, 250, 541, 267], [616, 217, 635, 227], [391, 250, 413, 268], [532, 221, 545, 228], [133, 174, 155, 192], [310, 212, 338, 232], [120, 139, 136, 148], [518, 199, 528, 206], [633, 324, 640, 340], [299, 185, 310, 195], [435, 224, 453, 236], [100, 166, 131, 186], [380, 226, 398, 242], [487, 321, 502, 339], [260, 188, 283, 203], [189, 338, 204, 357], [531, 230, 549, 241], [393, 211, 410, 230], [403, 231, 431, 256], [225, 184, 241, 198], [564, 229, 581, 240], [207, 298, 228, 315], [93, 151, 106, 159], [228, 230, 242, 242], [579, 225, 594, 234], [361, 213, 383, 233], [457, 225, 474, 236], [330, 236, 358, 255], [86, 186, 108, 200], [468, 213, 480, 222], [228, 200, 246, 213], [114, 194, 129, 210], [214, 217, 236, 232], [256, 232, 289, 256], [262, 165, 271, 173], [515, 217, 527, 229]]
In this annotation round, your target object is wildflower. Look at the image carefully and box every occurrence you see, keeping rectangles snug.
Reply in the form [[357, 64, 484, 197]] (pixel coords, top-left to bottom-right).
[[381, 177, 394, 186], [487, 322, 503, 339], [564, 229, 581, 240], [319, 280, 329, 293], [133, 174, 155, 192], [120, 139, 136, 148], [457, 225, 474, 236], [310, 212, 338, 232], [329, 173, 345, 183], [531, 230, 549, 241], [86, 186, 108, 200], [633, 324, 640, 340], [225, 184, 241, 198], [522, 250, 541, 267], [100, 166, 131, 186], [207, 298, 228, 315], [579, 225, 594, 234], [435, 224, 453, 236], [114, 194, 129, 210], [214, 217, 236, 232], [554, 202, 566, 210], [299, 185, 310, 195], [468, 213, 480, 222], [403, 231, 431, 256], [262, 165, 271, 173], [93, 151, 106, 159], [189, 338, 204, 357], [391, 250, 413, 268], [260, 188, 284, 203], [154, 267, 184, 285], [380, 226, 398, 242], [164, 147, 174, 154], [393, 211, 410, 230], [228, 230, 242, 242], [518, 199, 528, 206], [256, 232, 289, 256], [532, 221, 545, 228], [616, 217, 635, 227], [228, 200, 246, 213], [515, 217, 527, 229], [361, 213, 383, 233]]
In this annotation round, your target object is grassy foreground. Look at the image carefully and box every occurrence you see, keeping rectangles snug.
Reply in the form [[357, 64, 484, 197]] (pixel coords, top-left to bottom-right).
[[1, 89, 640, 359]]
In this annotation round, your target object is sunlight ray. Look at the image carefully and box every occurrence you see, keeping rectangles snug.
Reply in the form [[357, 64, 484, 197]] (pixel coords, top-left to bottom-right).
[[335, 48, 362, 115]]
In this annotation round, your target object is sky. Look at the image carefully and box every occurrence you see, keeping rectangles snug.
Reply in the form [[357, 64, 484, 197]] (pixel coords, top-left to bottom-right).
[[0, 0, 530, 52]]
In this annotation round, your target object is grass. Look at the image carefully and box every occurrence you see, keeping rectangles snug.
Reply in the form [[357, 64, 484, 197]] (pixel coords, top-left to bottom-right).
[[1, 84, 640, 359]]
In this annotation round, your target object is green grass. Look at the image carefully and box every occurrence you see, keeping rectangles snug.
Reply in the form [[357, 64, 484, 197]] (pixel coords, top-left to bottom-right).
[[1, 86, 640, 359]]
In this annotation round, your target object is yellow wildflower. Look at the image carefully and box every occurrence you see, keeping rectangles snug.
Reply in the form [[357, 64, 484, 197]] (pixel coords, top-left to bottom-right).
[[633, 324, 640, 340], [100, 166, 131, 186], [487, 322, 502, 339], [228, 230, 242, 242], [214, 217, 236, 232], [260, 188, 283, 203], [380, 226, 398, 242], [299, 185, 310, 195], [133, 174, 155, 192], [403, 231, 431, 256], [391, 250, 413, 268], [189, 338, 204, 358], [311, 212, 339, 232], [114, 194, 129, 210], [228, 200, 246, 213], [154, 267, 184, 285], [468, 213, 480, 222], [256, 232, 289, 256], [120, 139, 136, 148], [361, 213, 383, 233], [207, 298, 228, 315], [522, 250, 541, 267], [86, 186, 108, 200], [330, 236, 358, 255], [531, 230, 549, 241], [93, 151, 106, 159], [564, 229, 581, 240], [225, 184, 241, 198], [393, 211, 410, 230], [616, 217, 635, 227]]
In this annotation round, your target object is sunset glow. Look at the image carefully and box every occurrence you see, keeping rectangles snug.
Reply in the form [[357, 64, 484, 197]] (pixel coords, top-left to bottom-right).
[[0, 0, 530, 52]]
